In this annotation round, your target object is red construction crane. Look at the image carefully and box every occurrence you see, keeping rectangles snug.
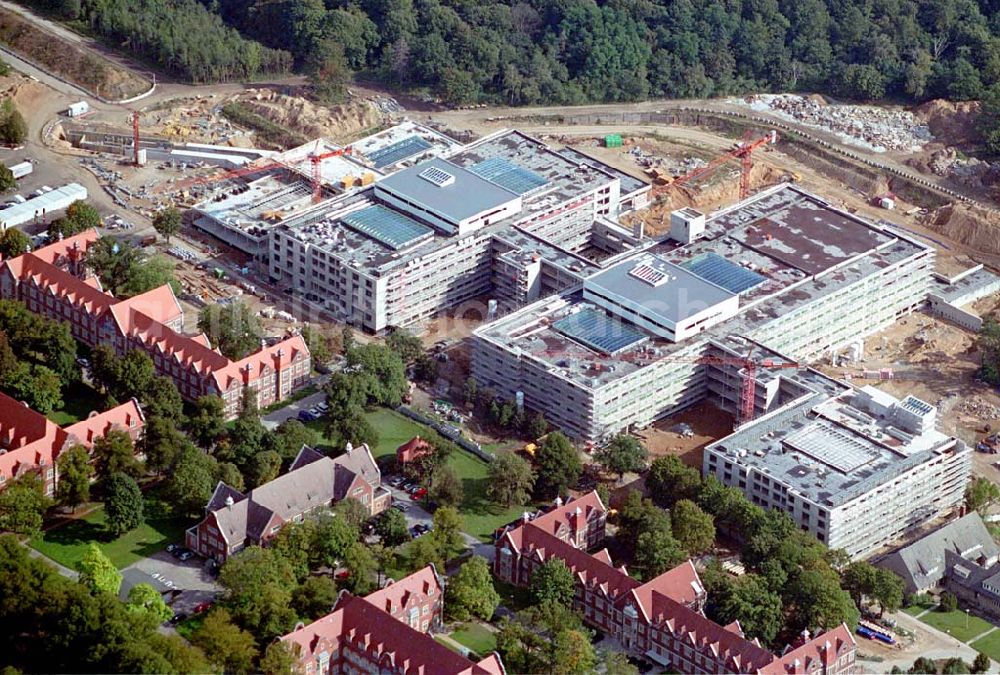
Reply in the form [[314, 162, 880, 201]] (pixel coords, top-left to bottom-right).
[[132, 110, 141, 167], [309, 145, 353, 203], [653, 130, 778, 201], [660, 351, 799, 425], [156, 159, 291, 195]]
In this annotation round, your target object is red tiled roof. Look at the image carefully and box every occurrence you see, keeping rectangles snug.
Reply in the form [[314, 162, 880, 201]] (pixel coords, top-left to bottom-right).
[[28, 230, 99, 265], [364, 564, 441, 616], [529, 491, 605, 540], [767, 624, 856, 674], [397, 436, 433, 463], [0, 390, 144, 484], [282, 567, 503, 675]]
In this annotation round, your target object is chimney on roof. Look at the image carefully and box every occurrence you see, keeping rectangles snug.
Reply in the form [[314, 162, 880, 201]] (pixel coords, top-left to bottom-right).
[[522, 511, 531, 523], [554, 496, 563, 507], [345, 441, 353, 453], [801, 628, 810, 642], [225, 495, 234, 509]]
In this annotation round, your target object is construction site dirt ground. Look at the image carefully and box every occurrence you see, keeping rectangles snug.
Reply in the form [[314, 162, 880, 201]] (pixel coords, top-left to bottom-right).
[[634, 401, 735, 469]]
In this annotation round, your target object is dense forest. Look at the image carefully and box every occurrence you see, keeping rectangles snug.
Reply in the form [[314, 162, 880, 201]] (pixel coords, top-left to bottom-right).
[[22, 0, 291, 82], [201, 0, 1000, 105], [16, 0, 1000, 106]]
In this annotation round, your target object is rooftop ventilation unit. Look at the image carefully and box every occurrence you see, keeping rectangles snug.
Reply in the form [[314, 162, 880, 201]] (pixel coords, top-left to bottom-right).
[[628, 262, 671, 287], [418, 166, 455, 187]]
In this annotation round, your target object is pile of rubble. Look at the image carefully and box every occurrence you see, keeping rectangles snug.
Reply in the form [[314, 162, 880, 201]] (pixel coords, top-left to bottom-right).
[[732, 94, 934, 153], [957, 396, 1000, 420]]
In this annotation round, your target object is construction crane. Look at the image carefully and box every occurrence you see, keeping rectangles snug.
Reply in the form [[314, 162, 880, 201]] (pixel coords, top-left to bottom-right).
[[132, 110, 141, 167], [308, 145, 353, 203], [658, 350, 799, 425], [653, 130, 778, 201]]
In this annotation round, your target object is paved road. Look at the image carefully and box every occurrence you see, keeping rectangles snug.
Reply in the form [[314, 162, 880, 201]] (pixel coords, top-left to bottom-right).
[[381, 481, 494, 561], [261, 378, 329, 430], [863, 610, 999, 673], [123, 550, 221, 615]]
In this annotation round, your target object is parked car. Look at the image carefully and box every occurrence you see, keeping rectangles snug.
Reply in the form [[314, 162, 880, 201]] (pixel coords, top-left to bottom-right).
[[412, 487, 427, 500], [407, 484, 424, 495], [192, 601, 213, 614], [166, 543, 180, 554], [177, 550, 195, 562], [392, 502, 409, 513], [168, 612, 188, 625], [297, 410, 317, 422], [401, 481, 416, 492], [389, 476, 406, 488], [335, 569, 351, 581], [317, 402, 330, 413], [308, 406, 322, 417]]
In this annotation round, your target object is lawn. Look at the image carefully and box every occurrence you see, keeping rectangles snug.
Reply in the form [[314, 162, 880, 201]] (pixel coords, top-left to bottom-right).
[[920, 608, 995, 643], [971, 628, 1000, 661], [903, 598, 937, 617], [30, 491, 193, 570], [450, 623, 497, 656], [48, 380, 103, 426], [305, 408, 426, 459], [446, 448, 529, 542]]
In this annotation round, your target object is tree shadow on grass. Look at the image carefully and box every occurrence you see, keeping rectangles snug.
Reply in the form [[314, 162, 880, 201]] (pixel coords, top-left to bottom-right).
[[460, 476, 507, 518], [41, 517, 109, 546]]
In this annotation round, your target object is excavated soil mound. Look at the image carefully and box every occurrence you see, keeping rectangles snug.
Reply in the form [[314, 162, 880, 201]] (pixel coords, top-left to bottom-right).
[[923, 203, 1000, 255], [236, 90, 381, 142], [916, 99, 982, 147]]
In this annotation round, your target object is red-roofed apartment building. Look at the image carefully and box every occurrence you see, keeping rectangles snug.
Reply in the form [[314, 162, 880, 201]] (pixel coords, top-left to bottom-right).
[[0, 230, 311, 418], [0, 389, 144, 495], [186, 444, 391, 562], [495, 491, 858, 674], [281, 565, 505, 675]]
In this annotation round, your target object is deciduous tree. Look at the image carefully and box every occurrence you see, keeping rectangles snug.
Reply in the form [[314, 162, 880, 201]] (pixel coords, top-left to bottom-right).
[[533, 432, 581, 499], [105, 472, 144, 536], [0, 473, 50, 535], [670, 499, 716, 555], [487, 451, 534, 508], [77, 543, 122, 595], [647, 455, 702, 508], [198, 300, 263, 361], [0, 228, 29, 258], [594, 434, 647, 483], [428, 464, 463, 507], [56, 445, 93, 512], [374, 507, 410, 547], [530, 558, 575, 606], [152, 207, 182, 242], [191, 608, 259, 674], [446, 556, 500, 621], [126, 582, 172, 622]]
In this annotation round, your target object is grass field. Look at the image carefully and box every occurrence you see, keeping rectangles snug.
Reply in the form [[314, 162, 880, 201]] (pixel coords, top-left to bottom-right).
[[920, 608, 995, 643], [48, 381, 103, 426], [30, 491, 193, 570], [305, 408, 426, 459], [445, 448, 529, 542], [903, 599, 936, 617], [971, 628, 1000, 661], [450, 623, 496, 656]]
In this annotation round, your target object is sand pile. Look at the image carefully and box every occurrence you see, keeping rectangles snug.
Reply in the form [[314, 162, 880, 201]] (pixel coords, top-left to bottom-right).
[[915, 99, 981, 147], [237, 90, 382, 142], [923, 203, 1000, 255]]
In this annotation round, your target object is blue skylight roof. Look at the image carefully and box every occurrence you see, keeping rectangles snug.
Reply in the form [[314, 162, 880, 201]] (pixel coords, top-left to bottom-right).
[[681, 252, 766, 294], [469, 157, 547, 195], [553, 308, 647, 355], [341, 205, 433, 250], [367, 135, 433, 169]]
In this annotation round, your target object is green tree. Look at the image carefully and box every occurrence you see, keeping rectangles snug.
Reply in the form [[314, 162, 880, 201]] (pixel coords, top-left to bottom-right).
[[634, 526, 687, 580], [152, 207, 182, 242], [67, 201, 103, 231], [191, 608, 259, 674], [647, 455, 702, 508], [166, 445, 219, 517], [142, 416, 185, 475], [187, 395, 228, 447], [141, 376, 184, 424], [966, 477, 1000, 515], [93, 430, 141, 481], [787, 565, 860, 632], [247, 450, 282, 488], [105, 472, 144, 536], [385, 327, 423, 363], [343, 541, 377, 595], [973, 652, 990, 674], [1, 363, 63, 415], [0, 101, 27, 145], [271, 418, 321, 465], [530, 558, 576, 606], [56, 445, 92, 512], [600, 650, 640, 675], [0, 165, 15, 193], [437, 67, 479, 106], [940, 591, 959, 612], [307, 40, 351, 103], [77, 543, 122, 595], [428, 464, 463, 507], [943, 658, 971, 675], [594, 434, 647, 483], [552, 628, 596, 674], [704, 569, 784, 646], [430, 505, 465, 560], [198, 301, 263, 360], [292, 575, 339, 620], [0, 228, 29, 258], [533, 432, 581, 499], [910, 656, 938, 674], [445, 556, 500, 621], [408, 533, 445, 572], [487, 451, 535, 507], [218, 547, 298, 640], [525, 412, 548, 439], [333, 497, 369, 530], [0, 473, 50, 535], [670, 499, 716, 554], [311, 512, 359, 568], [374, 507, 410, 547], [126, 583, 172, 623], [260, 641, 297, 675]]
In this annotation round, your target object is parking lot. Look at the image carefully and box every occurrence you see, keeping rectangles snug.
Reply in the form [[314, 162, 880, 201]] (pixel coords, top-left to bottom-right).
[[124, 548, 220, 616]]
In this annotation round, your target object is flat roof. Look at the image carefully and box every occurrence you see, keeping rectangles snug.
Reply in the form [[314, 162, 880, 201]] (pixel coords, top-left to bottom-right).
[[553, 307, 648, 355], [341, 204, 433, 251], [475, 184, 932, 391], [351, 120, 464, 172], [376, 157, 520, 225], [708, 387, 958, 507], [556, 146, 648, 196], [585, 253, 735, 326]]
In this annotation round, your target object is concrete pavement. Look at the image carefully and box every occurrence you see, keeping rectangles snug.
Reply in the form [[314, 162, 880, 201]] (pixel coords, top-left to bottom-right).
[[863, 610, 999, 673]]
